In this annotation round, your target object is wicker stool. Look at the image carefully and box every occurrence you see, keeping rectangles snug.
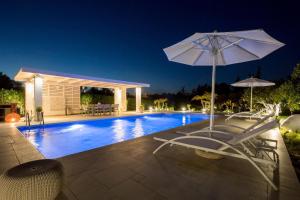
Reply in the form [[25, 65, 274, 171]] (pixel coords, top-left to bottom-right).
[[0, 159, 63, 200]]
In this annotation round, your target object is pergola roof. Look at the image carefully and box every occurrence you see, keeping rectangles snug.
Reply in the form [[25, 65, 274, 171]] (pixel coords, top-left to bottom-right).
[[14, 68, 150, 88]]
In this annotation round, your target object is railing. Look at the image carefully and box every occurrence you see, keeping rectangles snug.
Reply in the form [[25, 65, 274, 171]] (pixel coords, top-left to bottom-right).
[[39, 112, 45, 125], [25, 111, 45, 127], [25, 112, 31, 127]]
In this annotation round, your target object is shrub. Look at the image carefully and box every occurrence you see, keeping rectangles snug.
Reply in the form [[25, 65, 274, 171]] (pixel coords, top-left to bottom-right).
[[280, 127, 300, 150], [81, 93, 93, 105], [0, 89, 25, 114]]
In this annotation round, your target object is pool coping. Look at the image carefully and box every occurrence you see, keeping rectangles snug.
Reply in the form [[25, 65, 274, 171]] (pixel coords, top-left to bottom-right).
[[1, 114, 299, 199]]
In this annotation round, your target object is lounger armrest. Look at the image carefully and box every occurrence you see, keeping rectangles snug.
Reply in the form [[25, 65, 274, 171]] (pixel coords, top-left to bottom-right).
[[186, 130, 234, 137], [202, 124, 246, 131], [234, 111, 252, 115], [257, 138, 278, 149], [225, 111, 252, 121]]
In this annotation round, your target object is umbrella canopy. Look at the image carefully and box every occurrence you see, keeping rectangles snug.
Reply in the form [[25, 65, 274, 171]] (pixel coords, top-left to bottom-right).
[[231, 77, 275, 87], [231, 77, 275, 112], [163, 29, 284, 130]]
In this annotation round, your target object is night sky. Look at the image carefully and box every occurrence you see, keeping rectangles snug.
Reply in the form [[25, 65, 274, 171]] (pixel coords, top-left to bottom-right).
[[0, 0, 299, 93]]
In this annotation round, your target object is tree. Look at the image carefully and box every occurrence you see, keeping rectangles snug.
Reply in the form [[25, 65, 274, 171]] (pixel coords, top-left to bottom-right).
[[291, 63, 300, 81], [274, 81, 300, 114], [222, 99, 236, 113], [0, 89, 25, 114], [177, 86, 186, 96], [0, 72, 22, 90], [192, 92, 216, 110], [242, 64, 300, 115], [154, 98, 168, 110], [81, 93, 93, 105], [269, 65, 300, 114], [291, 63, 300, 93], [242, 86, 280, 113]]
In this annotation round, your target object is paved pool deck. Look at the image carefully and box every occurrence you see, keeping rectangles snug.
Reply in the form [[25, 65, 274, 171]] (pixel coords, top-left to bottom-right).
[[0, 114, 299, 200]]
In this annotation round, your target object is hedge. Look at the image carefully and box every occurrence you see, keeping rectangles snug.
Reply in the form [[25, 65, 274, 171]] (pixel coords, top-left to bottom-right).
[[0, 89, 25, 114]]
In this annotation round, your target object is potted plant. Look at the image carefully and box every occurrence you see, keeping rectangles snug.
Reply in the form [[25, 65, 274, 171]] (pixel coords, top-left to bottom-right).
[[139, 105, 144, 113], [35, 106, 43, 121]]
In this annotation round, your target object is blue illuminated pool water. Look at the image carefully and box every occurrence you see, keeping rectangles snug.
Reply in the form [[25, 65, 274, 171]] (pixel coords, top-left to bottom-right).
[[18, 113, 209, 158]]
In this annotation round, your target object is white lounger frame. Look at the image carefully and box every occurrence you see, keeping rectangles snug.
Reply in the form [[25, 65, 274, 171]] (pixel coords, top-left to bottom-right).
[[177, 113, 274, 137], [210, 113, 274, 132], [153, 122, 279, 190], [226, 108, 268, 121]]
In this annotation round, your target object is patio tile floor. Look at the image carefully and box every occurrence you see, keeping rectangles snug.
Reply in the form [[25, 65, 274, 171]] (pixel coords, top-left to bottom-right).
[[0, 114, 299, 200]]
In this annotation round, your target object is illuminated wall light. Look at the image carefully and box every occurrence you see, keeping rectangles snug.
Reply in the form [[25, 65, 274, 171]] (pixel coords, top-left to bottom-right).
[[25, 82, 34, 93], [35, 76, 43, 86], [5, 112, 20, 123], [181, 107, 186, 112]]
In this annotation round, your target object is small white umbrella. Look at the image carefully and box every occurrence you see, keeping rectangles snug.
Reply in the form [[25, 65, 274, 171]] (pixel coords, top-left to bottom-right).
[[231, 77, 275, 112], [163, 29, 284, 130]]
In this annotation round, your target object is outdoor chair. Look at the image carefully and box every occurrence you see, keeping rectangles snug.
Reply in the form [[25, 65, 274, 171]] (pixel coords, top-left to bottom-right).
[[94, 103, 103, 115], [112, 104, 119, 115], [99, 104, 110, 115], [153, 120, 279, 190], [87, 104, 96, 115]]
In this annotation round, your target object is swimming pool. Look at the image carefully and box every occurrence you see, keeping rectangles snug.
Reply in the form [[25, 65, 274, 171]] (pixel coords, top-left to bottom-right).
[[18, 113, 209, 158]]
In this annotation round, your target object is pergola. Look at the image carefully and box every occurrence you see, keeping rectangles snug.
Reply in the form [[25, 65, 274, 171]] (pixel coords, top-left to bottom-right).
[[14, 68, 150, 116]]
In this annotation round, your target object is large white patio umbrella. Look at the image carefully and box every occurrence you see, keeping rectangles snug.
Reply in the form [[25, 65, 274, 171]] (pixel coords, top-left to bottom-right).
[[163, 29, 284, 130], [231, 77, 275, 112]]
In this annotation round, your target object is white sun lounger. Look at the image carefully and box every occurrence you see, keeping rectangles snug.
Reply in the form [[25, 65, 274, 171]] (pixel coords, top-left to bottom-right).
[[210, 112, 274, 133], [177, 112, 274, 136], [153, 120, 279, 190], [225, 108, 269, 121]]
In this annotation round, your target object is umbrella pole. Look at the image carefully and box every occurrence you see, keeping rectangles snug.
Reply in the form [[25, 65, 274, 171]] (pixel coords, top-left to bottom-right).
[[209, 55, 216, 131], [250, 85, 253, 113]]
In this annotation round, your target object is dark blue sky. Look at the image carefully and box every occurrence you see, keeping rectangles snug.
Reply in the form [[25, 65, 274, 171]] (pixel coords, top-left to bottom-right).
[[0, 0, 299, 93]]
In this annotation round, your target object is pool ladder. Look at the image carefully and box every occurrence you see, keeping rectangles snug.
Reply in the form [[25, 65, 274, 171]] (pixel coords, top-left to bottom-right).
[[39, 112, 45, 126], [25, 112, 45, 128], [25, 112, 31, 127]]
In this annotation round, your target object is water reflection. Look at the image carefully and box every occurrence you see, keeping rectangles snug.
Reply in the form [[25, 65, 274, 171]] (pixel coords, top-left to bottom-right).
[[112, 119, 126, 142], [60, 124, 85, 133], [182, 115, 186, 126], [133, 119, 144, 138]]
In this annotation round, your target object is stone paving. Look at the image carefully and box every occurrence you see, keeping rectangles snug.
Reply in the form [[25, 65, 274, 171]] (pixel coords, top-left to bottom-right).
[[0, 115, 299, 200]]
